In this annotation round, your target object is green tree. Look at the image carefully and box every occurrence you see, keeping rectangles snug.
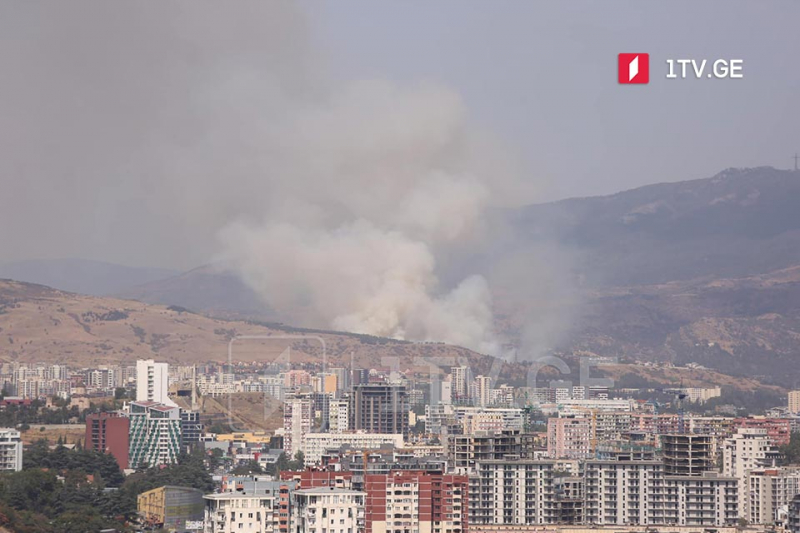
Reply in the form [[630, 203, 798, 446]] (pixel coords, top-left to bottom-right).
[[207, 448, 224, 471], [780, 432, 800, 465], [265, 452, 290, 476], [22, 440, 124, 487], [287, 451, 305, 471], [52, 510, 110, 533], [231, 460, 263, 475], [207, 422, 233, 434], [0, 447, 127, 531]]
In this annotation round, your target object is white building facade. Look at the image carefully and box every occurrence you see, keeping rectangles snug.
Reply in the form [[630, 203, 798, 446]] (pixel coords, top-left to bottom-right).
[[291, 488, 365, 533], [302, 432, 404, 465], [136, 359, 175, 406], [0, 429, 22, 472], [723, 428, 780, 518], [284, 397, 313, 458], [204, 492, 276, 533]]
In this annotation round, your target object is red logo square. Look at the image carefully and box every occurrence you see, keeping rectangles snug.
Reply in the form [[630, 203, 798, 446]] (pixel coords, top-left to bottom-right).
[[618, 53, 649, 84]]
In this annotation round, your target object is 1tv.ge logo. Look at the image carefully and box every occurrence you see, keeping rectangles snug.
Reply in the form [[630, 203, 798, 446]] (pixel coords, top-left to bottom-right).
[[619, 53, 744, 84], [618, 53, 649, 84]]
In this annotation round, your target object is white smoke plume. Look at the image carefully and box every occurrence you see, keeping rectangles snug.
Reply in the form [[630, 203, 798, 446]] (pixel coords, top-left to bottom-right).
[[0, 1, 551, 356], [219, 80, 518, 354]]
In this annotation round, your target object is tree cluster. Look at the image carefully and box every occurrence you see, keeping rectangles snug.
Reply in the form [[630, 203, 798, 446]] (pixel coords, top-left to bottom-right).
[[0, 441, 215, 532], [779, 432, 800, 465], [0, 401, 82, 426]]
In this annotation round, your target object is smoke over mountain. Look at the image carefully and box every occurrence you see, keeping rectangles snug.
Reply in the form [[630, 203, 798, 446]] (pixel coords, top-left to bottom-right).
[[218, 80, 524, 354], [0, 1, 570, 355]]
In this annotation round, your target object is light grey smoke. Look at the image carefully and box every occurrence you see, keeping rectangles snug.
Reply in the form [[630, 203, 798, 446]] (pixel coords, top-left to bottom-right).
[[0, 1, 317, 269], [218, 80, 519, 354], [0, 1, 566, 356]]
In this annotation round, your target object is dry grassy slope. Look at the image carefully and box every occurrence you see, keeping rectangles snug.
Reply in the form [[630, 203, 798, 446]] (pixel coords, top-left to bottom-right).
[[172, 392, 282, 432], [20, 426, 85, 446], [0, 279, 494, 370], [0, 279, 784, 394], [533, 264, 800, 386], [597, 363, 781, 393]]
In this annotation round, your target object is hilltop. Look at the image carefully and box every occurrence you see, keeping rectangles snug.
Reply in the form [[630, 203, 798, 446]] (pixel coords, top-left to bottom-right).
[[0, 258, 176, 297], [5, 167, 800, 386], [506, 167, 800, 385], [0, 279, 493, 372], [0, 278, 781, 398], [514, 166, 800, 286]]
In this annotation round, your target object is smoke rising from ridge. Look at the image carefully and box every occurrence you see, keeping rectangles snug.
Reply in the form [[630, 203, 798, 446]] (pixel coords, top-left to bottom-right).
[[217, 80, 520, 353], [0, 1, 573, 356]]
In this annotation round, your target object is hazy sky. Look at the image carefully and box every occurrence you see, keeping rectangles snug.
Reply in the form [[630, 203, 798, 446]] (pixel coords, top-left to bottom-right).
[[309, 1, 800, 200], [2, 1, 799, 270]]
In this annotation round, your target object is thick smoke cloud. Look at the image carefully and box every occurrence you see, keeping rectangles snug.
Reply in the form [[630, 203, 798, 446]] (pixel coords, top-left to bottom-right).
[[0, 1, 317, 269], [0, 1, 569, 355], [218, 80, 515, 353]]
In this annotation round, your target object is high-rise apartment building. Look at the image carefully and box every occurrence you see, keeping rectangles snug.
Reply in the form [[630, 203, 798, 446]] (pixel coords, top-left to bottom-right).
[[180, 410, 203, 448], [748, 467, 800, 525], [448, 430, 524, 473], [470, 460, 557, 525], [86, 411, 130, 468], [328, 399, 350, 433], [735, 416, 792, 446], [789, 494, 800, 533], [789, 391, 800, 414], [204, 491, 277, 533], [583, 459, 662, 525], [302, 432, 404, 465], [585, 459, 737, 526], [128, 401, 182, 469], [661, 434, 714, 476], [330, 368, 350, 393], [351, 384, 409, 438], [352, 369, 369, 387], [284, 396, 313, 457], [136, 359, 176, 406], [291, 488, 366, 533], [313, 373, 338, 395], [218, 478, 298, 533], [440, 380, 452, 406], [364, 471, 469, 533], [0, 428, 22, 472], [660, 474, 739, 526], [474, 376, 491, 407], [470, 457, 738, 527], [547, 417, 594, 459], [451, 367, 469, 400], [723, 427, 781, 518]]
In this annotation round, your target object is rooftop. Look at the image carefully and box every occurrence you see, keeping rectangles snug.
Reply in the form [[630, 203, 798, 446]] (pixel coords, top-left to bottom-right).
[[293, 488, 366, 495], [204, 492, 276, 500]]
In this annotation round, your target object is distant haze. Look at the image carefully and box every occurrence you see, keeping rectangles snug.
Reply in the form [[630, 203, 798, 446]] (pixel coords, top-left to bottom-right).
[[2, 2, 798, 355], [0, 258, 176, 297]]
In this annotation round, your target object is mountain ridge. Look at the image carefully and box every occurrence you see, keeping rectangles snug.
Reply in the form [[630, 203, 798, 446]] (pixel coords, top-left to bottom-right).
[[0, 278, 777, 395], [0, 278, 495, 373], [5, 166, 800, 384], [0, 258, 177, 297]]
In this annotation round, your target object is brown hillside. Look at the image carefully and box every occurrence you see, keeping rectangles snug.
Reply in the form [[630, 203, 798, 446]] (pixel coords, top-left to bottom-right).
[[0, 279, 781, 395], [0, 279, 493, 371]]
